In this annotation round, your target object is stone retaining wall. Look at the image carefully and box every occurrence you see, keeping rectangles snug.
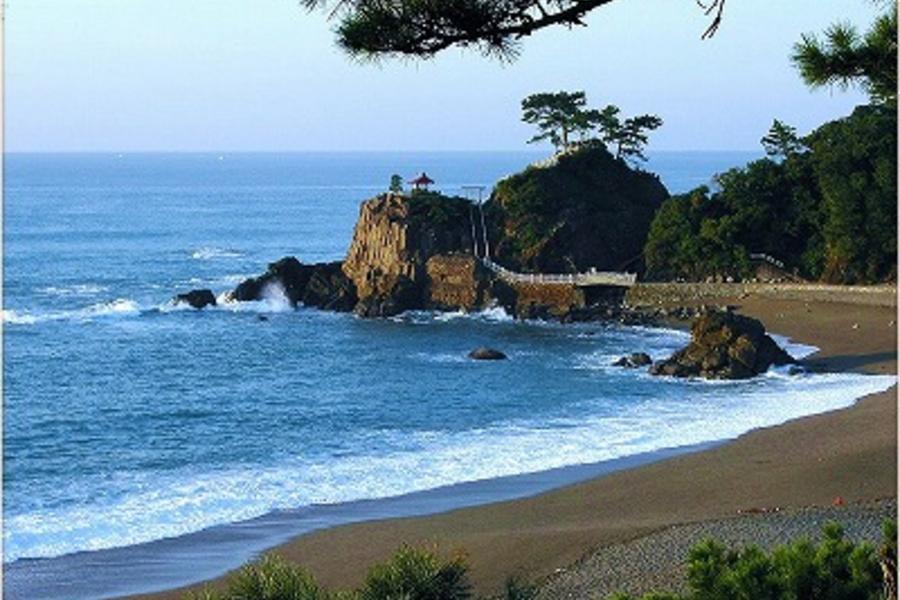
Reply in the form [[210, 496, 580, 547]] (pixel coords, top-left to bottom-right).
[[627, 282, 897, 308]]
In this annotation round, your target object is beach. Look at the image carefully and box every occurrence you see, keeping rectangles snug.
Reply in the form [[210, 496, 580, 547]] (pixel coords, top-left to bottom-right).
[[128, 286, 898, 600]]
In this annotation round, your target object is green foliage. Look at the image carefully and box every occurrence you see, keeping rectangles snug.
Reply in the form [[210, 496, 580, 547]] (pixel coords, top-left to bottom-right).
[[184, 554, 328, 600], [521, 91, 591, 150], [503, 576, 538, 600], [644, 105, 895, 283], [520, 91, 663, 161], [792, 7, 897, 105], [761, 120, 806, 159], [488, 145, 668, 273], [389, 174, 404, 193], [300, 1, 725, 60], [407, 192, 473, 229], [360, 546, 471, 600], [608, 519, 896, 600], [807, 104, 897, 283]]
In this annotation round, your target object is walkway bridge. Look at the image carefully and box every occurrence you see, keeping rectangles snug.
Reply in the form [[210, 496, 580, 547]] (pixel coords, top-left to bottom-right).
[[466, 199, 637, 289], [481, 258, 637, 288]]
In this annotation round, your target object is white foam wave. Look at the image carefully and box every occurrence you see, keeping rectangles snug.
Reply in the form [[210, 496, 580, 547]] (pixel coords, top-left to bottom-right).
[[190, 247, 243, 260], [2, 310, 39, 325], [3, 299, 141, 325], [214, 281, 293, 313], [5, 368, 894, 562], [770, 334, 819, 360], [182, 274, 249, 287], [394, 305, 514, 325], [36, 284, 108, 297]]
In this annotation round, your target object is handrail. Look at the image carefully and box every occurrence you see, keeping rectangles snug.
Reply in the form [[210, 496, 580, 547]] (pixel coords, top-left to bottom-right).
[[481, 258, 637, 287], [749, 253, 786, 270]]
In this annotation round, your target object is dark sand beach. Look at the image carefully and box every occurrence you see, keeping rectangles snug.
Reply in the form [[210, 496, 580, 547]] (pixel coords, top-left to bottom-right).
[[129, 286, 898, 599]]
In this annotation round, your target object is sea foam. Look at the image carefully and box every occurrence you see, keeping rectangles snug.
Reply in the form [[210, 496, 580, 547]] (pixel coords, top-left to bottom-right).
[[4, 361, 894, 562]]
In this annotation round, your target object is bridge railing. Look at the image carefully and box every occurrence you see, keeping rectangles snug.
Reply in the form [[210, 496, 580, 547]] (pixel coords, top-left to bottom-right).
[[481, 258, 636, 287]]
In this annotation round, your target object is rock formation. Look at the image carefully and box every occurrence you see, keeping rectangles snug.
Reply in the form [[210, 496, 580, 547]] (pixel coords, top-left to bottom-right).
[[649, 311, 795, 379], [486, 145, 669, 274], [469, 347, 507, 360], [342, 192, 484, 316], [173, 289, 217, 309], [613, 352, 652, 368], [227, 257, 357, 311]]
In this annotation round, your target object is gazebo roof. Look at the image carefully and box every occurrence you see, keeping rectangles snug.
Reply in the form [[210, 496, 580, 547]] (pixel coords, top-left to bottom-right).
[[409, 172, 435, 185]]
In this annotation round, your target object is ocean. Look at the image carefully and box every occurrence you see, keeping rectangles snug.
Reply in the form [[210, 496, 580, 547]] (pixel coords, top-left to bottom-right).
[[3, 151, 895, 599]]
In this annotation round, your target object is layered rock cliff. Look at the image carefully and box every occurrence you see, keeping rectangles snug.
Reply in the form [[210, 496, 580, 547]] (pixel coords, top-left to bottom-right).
[[342, 192, 485, 316]]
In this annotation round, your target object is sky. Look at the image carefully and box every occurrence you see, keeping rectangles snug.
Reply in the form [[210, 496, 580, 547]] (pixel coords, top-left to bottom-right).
[[6, 0, 879, 152]]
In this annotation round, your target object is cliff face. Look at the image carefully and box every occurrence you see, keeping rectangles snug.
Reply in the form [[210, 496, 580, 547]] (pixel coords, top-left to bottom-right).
[[343, 192, 482, 316]]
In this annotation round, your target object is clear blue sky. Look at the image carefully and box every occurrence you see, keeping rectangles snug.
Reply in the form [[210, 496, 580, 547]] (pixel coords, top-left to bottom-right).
[[6, 0, 878, 152]]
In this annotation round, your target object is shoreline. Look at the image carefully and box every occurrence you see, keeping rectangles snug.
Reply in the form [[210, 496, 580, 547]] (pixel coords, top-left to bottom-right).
[[7, 289, 897, 600]]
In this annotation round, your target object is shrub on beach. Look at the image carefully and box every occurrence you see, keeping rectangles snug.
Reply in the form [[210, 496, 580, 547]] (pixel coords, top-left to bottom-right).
[[610, 519, 897, 600], [360, 545, 471, 600], [184, 546, 471, 600], [184, 554, 329, 600]]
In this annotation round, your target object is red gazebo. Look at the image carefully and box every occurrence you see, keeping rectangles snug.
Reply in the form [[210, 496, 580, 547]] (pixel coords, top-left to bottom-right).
[[409, 172, 435, 191]]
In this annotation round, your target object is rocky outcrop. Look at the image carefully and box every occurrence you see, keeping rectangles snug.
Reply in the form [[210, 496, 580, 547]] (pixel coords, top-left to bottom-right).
[[227, 257, 357, 311], [174, 289, 217, 309], [613, 352, 652, 368], [650, 311, 795, 379], [486, 145, 669, 274], [342, 192, 481, 316], [302, 262, 358, 311]]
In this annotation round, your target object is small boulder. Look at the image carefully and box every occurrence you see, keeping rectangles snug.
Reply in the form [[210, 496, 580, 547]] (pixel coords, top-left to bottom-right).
[[613, 352, 652, 368], [469, 347, 507, 360], [174, 289, 217, 309]]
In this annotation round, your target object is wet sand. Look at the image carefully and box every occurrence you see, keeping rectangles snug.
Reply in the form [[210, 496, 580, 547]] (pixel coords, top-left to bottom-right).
[[130, 289, 898, 599]]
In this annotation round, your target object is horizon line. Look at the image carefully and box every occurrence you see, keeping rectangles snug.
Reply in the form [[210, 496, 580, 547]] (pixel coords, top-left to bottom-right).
[[4, 148, 762, 155]]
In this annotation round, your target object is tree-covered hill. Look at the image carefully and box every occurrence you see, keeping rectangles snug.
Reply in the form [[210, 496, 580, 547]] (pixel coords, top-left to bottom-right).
[[485, 144, 669, 274], [645, 5, 897, 285], [645, 104, 896, 284]]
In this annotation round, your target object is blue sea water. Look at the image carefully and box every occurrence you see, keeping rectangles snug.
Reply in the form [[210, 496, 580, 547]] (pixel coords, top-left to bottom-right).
[[3, 152, 895, 597]]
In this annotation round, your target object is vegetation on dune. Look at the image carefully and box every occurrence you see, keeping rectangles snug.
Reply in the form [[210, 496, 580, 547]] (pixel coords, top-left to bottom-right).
[[644, 5, 897, 284], [610, 519, 897, 600]]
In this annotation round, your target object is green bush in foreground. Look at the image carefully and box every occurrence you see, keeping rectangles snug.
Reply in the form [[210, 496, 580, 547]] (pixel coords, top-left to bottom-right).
[[185, 546, 470, 600], [612, 519, 897, 600], [184, 520, 896, 600], [360, 545, 471, 600]]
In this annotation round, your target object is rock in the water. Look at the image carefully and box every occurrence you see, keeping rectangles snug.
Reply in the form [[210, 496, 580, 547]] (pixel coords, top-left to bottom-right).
[[173, 289, 217, 309], [229, 257, 316, 305], [613, 352, 652, 368], [649, 311, 794, 380], [226, 257, 357, 312], [469, 347, 507, 360]]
